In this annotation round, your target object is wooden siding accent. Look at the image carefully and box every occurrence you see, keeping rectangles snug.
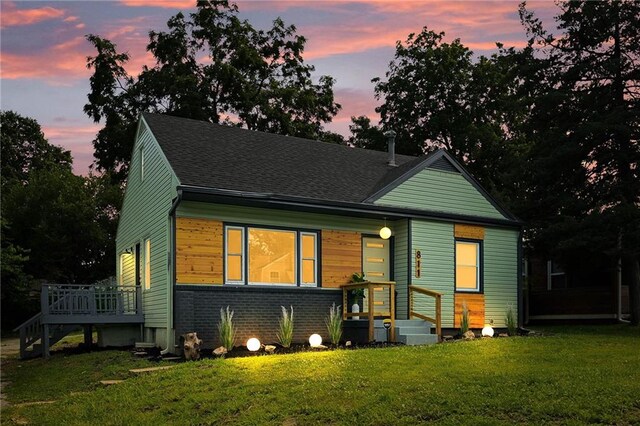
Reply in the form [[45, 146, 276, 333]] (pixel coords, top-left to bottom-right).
[[321, 230, 362, 288], [176, 218, 223, 285], [374, 168, 506, 219], [454, 293, 485, 328], [454, 224, 485, 240]]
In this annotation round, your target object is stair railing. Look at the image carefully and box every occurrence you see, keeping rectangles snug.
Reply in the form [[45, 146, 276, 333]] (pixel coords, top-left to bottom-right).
[[13, 313, 43, 359], [409, 285, 442, 341]]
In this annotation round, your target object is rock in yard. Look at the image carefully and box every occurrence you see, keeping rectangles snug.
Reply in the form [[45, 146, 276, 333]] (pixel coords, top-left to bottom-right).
[[498, 333, 509, 338], [443, 335, 454, 341], [213, 346, 228, 356], [462, 330, 476, 340], [313, 344, 328, 350], [345, 341, 352, 347], [100, 380, 124, 386], [264, 345, 276, 354]]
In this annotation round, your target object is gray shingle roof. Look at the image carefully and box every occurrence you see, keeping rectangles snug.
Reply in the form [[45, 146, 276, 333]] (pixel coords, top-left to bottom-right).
[[142, 113, 423, 203]]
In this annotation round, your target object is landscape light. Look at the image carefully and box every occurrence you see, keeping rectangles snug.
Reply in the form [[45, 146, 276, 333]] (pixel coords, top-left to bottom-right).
[[309, 333, 322, 347], [247, 338, 261, 351], [482, 324, 494, 338]]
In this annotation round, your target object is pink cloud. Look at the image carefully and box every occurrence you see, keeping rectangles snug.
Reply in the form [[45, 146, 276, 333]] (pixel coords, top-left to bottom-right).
[[119, 0, 195, 8], [42, 123, 102, 175], [1, 2, 65, 28]]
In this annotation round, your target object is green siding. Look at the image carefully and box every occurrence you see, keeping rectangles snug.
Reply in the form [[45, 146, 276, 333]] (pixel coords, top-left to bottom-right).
[[409, 219, 519, 328], [484, 227, 519, 327], [410, 220, 455, 327], [116, 120, 179, 329], [393, 219, 409, 319], [375, 168, 506, 220], [177, 202, 388, 235]]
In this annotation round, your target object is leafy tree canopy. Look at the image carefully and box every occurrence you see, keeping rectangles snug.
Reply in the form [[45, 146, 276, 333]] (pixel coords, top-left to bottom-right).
[[85, 0, 341, 181]]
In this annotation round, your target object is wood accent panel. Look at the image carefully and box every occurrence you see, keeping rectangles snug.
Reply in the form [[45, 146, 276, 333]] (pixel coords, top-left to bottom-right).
[[176, 217, 223, 284], [321, 230, 362, 288], [455, 224, 485, 240], [454, 293, 485, 328]]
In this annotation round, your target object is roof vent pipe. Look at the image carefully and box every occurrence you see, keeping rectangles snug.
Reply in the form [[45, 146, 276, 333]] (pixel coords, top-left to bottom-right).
[[384, 129, 397, 167]]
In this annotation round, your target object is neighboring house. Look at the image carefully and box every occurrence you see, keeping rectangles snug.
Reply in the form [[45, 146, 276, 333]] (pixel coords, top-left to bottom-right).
[[111, 113, 522, 351], [525, 256, 630, 323], [15, 112, 522, 358]]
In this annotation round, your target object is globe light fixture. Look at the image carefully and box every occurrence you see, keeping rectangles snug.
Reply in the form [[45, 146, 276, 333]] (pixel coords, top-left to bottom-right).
[[379, 226, 392, 240], [246, 337, 261, 351], [309, 333, 322, 347], [481, 324, 495, 338]]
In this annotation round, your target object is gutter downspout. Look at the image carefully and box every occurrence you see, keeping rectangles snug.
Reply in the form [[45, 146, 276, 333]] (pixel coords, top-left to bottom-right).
[[161, 189, 183, 354], [617, 232, 630, 323]]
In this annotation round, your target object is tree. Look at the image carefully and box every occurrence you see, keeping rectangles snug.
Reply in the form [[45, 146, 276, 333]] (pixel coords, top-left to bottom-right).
[[520, 0, 640, 324], [85, 0, 340, 180], [0, 110, 72, 189]]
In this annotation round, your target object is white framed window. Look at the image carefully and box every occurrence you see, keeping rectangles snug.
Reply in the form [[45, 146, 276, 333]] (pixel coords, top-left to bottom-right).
[[224, 225, 318, 286], [144, 239, 151, 290], [456, 240, 481, 292], [300, 232, 317, 286], [225, 226, 245, 284], [547, 260, 567, 290]]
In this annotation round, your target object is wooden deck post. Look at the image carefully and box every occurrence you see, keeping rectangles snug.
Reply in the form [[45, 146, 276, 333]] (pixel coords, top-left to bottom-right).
[[435, 294, 442, 341], [368, 284, 374, 342], [42, 324, 50, 359], [390, 284, 396, 342], [84, 325, 92, 348]]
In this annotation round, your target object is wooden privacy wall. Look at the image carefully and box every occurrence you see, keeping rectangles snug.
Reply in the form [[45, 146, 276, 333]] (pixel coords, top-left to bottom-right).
[[454, 293, 485, 328], [322, 230, 362, 288], [176, 217, 223, 284], [454, 224, 485, 240]]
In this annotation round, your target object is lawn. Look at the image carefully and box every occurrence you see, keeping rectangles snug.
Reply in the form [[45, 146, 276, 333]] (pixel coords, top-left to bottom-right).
[[2, 325, 639, 425]]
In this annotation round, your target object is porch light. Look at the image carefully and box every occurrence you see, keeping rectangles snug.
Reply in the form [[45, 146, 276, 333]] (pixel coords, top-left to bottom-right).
[[309, 333, 322, 347], [481, 323, 494, 338], [379, 218, 391, 240], [247, 337, 261, 351]]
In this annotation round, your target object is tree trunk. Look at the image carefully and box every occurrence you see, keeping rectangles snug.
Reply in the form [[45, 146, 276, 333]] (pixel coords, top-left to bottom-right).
[[629, 256, 640, 326]]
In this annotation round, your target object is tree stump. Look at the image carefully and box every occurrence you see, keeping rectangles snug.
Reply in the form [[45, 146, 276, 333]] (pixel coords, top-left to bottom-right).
[[182, 332, 202, 361]]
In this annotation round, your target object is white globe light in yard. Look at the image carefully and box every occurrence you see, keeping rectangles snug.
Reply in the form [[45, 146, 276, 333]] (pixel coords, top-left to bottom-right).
[[247, 337, 261, 351], [481, 324, 494, 338], [309, 333, 322, 347]]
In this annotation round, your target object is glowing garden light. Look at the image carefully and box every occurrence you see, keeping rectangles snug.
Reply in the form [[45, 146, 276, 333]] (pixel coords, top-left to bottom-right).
[[309, 333, 322, 347], [247, 337, 261, 351]]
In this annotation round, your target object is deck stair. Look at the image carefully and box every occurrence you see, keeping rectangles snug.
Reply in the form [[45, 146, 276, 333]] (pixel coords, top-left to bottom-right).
[[14, 283, 144, 359], [375, 319, 438, 346]]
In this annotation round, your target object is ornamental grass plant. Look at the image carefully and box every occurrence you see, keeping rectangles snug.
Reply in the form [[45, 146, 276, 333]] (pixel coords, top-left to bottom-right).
[[277, 305, 294, 348], [218, 306, 236, 351], [325, 303, 343, 345]]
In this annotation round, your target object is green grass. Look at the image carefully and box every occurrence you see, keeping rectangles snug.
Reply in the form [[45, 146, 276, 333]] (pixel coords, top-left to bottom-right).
[[2, 325, 640, 425]]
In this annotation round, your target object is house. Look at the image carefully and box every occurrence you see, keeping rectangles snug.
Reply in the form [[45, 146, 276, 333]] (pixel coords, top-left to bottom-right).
[[525, 255, 630, 323], [103, 112, 522, 352]]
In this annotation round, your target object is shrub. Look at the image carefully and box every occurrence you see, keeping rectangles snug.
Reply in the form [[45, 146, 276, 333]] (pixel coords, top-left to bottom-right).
[[505, 304, 517, 336], [460, 302, 469, 334], [325, 303, 343, 345], [277, 305, 294, 348], [218, 306, 236, 351]]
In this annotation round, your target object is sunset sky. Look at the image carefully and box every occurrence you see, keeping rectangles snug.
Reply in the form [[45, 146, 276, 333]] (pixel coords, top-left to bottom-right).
[[1, 0, 558, 174]]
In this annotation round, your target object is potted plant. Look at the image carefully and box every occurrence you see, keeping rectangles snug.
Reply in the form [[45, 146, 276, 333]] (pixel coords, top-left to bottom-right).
[[350, 273, 366, 320]]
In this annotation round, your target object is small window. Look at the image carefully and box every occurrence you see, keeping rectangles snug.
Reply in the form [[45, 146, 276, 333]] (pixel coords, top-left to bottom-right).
[[456, 240, 481, 292], [144, 239, 151, 290], [225, 227, 244, 283], [300, 232, 317, 285], [547, 260, 567, 290]]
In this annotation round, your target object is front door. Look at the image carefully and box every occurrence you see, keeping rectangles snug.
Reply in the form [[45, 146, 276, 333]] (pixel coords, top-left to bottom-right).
[[362, 237, 391, 282]]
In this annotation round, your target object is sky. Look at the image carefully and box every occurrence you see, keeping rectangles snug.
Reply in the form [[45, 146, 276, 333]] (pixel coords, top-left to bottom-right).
[[1, 0, 558, 175]]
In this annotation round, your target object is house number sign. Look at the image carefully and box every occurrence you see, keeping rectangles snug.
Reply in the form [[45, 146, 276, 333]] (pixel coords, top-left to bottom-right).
[[415, 250, 422, 278]]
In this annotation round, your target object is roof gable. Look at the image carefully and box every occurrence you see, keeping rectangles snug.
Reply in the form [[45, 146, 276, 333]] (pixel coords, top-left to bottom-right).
[[142, 113, 416, 203]]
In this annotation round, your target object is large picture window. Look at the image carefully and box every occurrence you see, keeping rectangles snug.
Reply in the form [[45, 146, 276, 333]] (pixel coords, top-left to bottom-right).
[[456, 240, 481, 292], [225, 225, 318, 286]]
